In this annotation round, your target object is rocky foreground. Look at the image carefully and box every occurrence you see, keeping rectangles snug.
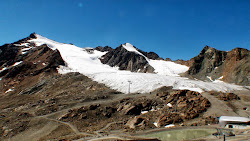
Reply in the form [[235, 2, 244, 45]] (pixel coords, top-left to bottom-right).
[[1, 69, 246, 141]]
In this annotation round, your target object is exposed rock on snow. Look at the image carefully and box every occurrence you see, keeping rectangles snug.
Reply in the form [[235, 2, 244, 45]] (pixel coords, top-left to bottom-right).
[[100, 43, 155, 73]]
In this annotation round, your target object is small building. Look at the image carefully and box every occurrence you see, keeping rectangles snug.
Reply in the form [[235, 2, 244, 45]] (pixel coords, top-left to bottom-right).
[[219, 116, 250, 129]]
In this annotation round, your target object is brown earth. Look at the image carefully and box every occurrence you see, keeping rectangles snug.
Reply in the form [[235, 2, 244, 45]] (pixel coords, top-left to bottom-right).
[[0, 72, 215, 141], [1, 74, 249, 141]]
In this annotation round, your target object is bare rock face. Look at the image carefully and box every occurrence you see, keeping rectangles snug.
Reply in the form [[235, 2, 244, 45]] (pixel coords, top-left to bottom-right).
[[187, 46, 227, 75], [221, 48, 249, 85], [186, 46, 249, 85], [100, 44, 155, 73], [174, 58, 194, 67], [137, 49, 161, 60], [95, 46, 113, 52], [0, 34, 65, 93]]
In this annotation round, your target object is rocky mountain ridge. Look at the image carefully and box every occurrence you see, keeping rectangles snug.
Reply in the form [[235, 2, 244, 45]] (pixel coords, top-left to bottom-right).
[[186, 46, 249, 86], [100, 43, 155, 73], [0, 33, 248, 92], [0, 33, 65, 93]]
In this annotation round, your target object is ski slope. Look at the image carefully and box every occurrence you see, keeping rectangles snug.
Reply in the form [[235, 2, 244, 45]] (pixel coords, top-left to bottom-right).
[[28, 34, 245, 94]]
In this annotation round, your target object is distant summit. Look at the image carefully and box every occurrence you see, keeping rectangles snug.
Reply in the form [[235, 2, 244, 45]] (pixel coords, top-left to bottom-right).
[[100, 43, 155, 73], [186, 46, 249, 86]]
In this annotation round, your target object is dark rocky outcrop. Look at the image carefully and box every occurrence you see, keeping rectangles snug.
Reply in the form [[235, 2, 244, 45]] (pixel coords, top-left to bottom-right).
[[95, 46, 113, 52], [100, 44, 155, 73], [137, 49, 161, 60], [0, 44, 20, 67], [185, 46, 249, 85], [187, 46, 227, 75], [1, 44, 65, 79], [0, 34, 65, 93], [12, 32, 37, 45]]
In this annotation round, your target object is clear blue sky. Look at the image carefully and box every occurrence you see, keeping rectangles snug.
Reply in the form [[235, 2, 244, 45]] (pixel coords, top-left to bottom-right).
[[0, 0, 249, 60]]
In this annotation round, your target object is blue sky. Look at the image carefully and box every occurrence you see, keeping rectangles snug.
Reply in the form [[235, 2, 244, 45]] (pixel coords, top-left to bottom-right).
[[0, 0, 249, 60]]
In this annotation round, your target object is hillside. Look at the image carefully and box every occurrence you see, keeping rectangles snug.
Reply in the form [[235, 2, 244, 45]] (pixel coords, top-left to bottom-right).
[[0, 33, 249, 141]]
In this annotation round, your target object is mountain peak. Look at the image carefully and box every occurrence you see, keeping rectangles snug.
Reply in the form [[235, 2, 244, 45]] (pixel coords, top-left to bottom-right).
[[121, 42, 144, 56], [201, 45, 216, 54], [124, 43, 133, 46], [29, 32, 37, 39]]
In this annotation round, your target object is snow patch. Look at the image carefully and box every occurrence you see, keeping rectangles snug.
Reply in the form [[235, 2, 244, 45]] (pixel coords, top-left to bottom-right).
[[31, 34, 64, 50], [122, 43, 145, 57], [149, 60, 188, 76], [153, 122, 159, 127], [21, 47, 33, 54], [141, 111, 149, 114], [165, 124, 175, 128], [14, 43, 29, 47], [150, 107, 158, 112], [218, 76, 224, 80], [13, 61, 23, 66], [207, 76, 213, 81], [167, 103, 173, 108], [5, 89, 13, 93], [212, 76, 225, 83], [0, 67, 7, 71]]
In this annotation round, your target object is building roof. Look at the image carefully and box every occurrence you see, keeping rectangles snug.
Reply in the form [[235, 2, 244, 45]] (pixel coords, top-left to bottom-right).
[[219, 116, 250, 127], [219, 116, 250, 123]]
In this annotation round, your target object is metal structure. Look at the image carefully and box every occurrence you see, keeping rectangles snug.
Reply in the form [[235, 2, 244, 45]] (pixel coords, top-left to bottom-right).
[[128, 80, 132, 94]]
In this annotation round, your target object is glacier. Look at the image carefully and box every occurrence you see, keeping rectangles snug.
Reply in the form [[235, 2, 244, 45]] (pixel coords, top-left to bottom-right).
[[26, 34, 245, 94]]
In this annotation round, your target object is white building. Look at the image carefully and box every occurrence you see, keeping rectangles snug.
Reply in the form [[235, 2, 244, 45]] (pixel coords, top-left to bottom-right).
[[219, 116, 250, 129]]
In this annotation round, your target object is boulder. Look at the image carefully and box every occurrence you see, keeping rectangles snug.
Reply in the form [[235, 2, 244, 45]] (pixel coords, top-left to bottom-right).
[[126, 116, 147, 129], [125, 105, 141, 115], [157, 113, 182, 127]]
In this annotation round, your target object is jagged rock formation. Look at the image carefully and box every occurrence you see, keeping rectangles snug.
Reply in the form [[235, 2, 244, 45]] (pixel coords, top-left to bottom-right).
[[137, 49, 161, 60], [0, 33, 65, 93], [222, 48, 249, 85], [100, 44, 155, 73], [186, 46, 249, 85], [95, 46, 113, 52], [0, 32, 37, 67]]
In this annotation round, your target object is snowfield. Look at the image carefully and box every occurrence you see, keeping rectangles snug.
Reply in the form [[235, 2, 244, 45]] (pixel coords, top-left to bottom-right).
[[28, 34, 245, 94]]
